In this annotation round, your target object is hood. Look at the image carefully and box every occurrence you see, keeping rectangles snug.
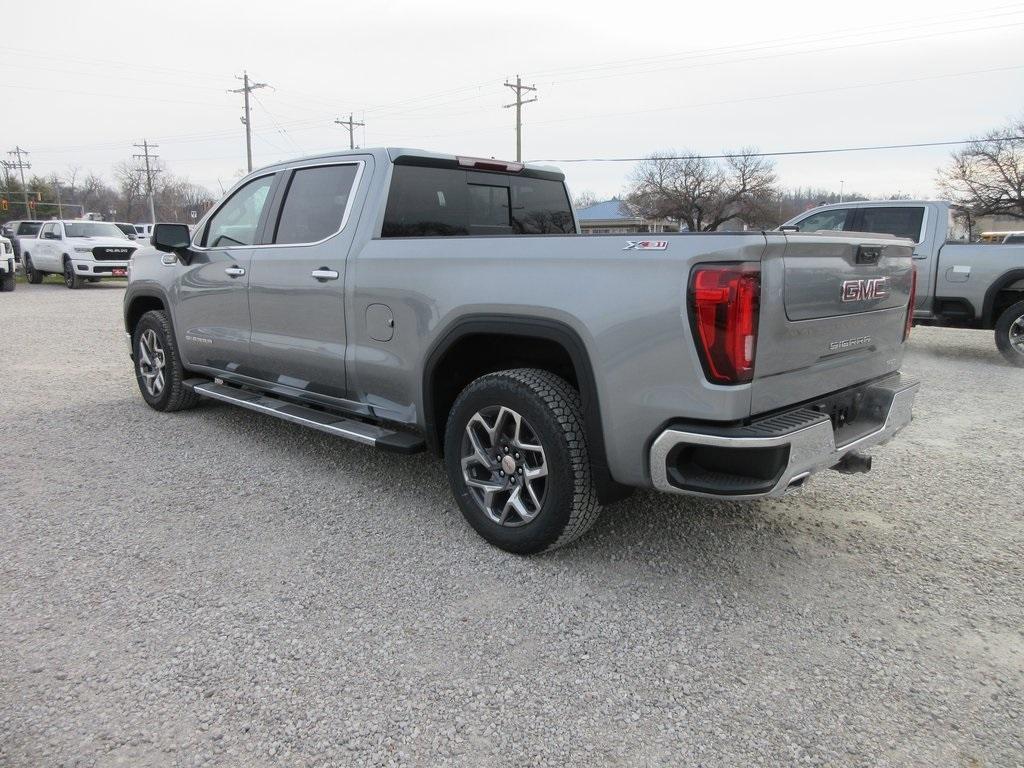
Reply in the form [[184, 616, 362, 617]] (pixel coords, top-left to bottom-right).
[[70, 236, 139, 249]]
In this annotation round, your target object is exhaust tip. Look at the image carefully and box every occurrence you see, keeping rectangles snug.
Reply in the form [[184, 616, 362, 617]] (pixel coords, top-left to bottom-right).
[[832, 451, 872, 475]]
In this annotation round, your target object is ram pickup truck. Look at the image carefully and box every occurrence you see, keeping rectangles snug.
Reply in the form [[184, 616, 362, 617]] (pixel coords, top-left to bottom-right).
[[20, 220, 138, 288], [781, 200, 1024, 366], [124, 148, 919, 553]]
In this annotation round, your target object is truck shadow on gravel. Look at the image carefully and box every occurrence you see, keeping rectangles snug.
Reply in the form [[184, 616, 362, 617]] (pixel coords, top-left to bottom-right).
[[189, 401, 819, 568]]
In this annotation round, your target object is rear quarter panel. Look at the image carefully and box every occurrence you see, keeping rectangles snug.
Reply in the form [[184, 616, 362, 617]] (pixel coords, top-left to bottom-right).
[[348, 232, 768, 486]]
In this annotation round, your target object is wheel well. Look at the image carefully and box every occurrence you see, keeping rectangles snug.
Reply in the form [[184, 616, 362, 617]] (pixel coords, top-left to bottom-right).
[[992, 289, 1024, 327], [429, 333, 578, 451], [423, 319, 631, 505], [126, 295, 166, 335]]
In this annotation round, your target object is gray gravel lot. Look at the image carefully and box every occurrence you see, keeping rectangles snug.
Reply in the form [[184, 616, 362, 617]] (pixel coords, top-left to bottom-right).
[[1, 284, 1022, 767]]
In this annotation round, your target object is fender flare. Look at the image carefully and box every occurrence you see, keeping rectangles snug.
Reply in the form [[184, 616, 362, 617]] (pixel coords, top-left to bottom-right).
[[421, 314, 626, 502], [982, 268, 1024, 328], [123, 286, 174, 334]]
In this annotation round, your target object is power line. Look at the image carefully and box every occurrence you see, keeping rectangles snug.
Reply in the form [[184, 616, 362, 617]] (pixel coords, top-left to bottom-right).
[[7, 146, 31, 218], [503, 75, 537, 162], [132, 140, 160, 223], [228, 71, 269, 173], [334, 114, 365, 150], [530, 136, 1024, 164]]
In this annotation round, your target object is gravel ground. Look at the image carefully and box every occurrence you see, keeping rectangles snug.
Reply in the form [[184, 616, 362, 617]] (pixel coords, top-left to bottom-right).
[[1, 284, 1021, 768]]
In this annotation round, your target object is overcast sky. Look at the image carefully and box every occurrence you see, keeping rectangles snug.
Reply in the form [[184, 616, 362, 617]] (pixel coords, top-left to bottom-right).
[[5, 0, 1023, 201]]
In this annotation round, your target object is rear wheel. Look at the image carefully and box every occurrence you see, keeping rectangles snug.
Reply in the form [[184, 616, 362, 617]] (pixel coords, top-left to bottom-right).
[[132, 310, 199, 411], [0, 270, 14, 292], [444, 368, 601, 554], [63, 258, 82, 290], [24, 255, 43, 284], [995, 299, 1024, 367]]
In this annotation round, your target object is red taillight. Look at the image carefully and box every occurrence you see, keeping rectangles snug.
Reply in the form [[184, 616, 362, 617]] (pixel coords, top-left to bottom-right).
[[689, 264, 760, 384], [904, 266, 917, 341]]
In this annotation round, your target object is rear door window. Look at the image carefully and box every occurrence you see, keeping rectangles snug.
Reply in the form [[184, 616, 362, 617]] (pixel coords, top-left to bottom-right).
[[273, 164, 359, 244], [853, 207, 925, 242], [795, 208, 849, 232], [203, 174, 275, 248], [18, 222, 42, 236]]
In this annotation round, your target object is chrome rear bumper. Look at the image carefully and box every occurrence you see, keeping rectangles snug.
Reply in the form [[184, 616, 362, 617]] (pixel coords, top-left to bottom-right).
[[649, 373, 918, 498]]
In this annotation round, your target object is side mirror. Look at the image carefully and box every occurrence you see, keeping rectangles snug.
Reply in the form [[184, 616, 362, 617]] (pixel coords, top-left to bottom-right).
[[779, 224, 800, 233], [152, 223, 193, 264]]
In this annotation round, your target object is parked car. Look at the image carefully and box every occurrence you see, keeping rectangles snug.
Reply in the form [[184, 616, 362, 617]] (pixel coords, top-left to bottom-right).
[[781, 200, 1024, 366], [0, 219, 44, 262], [20, 220, 138, 288], [124, 148, 919, 553], [114, 222, 141, 240], [1, 235, 15, 291]]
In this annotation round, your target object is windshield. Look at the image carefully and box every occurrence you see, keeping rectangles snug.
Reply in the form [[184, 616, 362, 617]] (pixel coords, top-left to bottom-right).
[[63, 222, 130, 239]]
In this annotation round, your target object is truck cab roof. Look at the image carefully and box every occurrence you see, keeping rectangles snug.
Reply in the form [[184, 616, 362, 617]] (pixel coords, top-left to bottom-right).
[[250, 147, 564, 180]]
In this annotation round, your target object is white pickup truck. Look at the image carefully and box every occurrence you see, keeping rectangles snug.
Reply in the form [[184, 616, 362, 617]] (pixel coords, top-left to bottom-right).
[[782, 200, 1024, 365], [1, 235, 15, 292], [20, 220, 138, 289]]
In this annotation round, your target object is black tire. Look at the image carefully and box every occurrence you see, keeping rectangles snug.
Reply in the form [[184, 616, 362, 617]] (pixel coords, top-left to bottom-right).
[[88, 277, 102, 283], [24, 254, 43, 284], [132, 309, 199, 412], [63, 258, 83, 290], [444, 368, 601, 554], [994, 299, 1024, 367], [0, 270, 14, 292]]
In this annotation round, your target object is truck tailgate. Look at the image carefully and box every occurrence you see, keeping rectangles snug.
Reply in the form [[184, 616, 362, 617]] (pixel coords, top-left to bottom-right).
[[751, 232, 914, 414]]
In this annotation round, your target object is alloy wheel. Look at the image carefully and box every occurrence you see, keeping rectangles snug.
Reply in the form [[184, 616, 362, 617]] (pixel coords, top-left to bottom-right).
[[460, 405, 548, 527], [137, 329, 167, 397], [1010, 314, 1024, 355]]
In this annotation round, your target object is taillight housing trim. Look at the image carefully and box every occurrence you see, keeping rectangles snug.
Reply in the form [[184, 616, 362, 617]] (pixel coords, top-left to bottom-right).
[[904, 265, 917, 341], [688, 262, 761, 385]]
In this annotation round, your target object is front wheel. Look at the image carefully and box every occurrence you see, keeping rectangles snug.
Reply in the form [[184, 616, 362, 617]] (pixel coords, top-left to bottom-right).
[[24, 255, 43, 284], [132, 310, 199, 412], [63, 259, 82, 289], [995, 299, 1024, 367], [444, 368, 601, 554]]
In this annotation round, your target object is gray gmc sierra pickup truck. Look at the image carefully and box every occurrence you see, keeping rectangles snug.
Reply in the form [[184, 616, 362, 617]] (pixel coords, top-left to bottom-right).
[[124, 148, 919, 553], [782, 200, 1024, 366]]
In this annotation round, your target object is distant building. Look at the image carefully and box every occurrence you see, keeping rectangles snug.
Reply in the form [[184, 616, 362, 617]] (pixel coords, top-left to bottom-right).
[[576, 198, 678, 234]]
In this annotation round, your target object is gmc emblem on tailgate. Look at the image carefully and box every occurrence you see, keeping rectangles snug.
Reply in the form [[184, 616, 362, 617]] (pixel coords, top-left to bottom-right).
[[841, 277, 889, 302]]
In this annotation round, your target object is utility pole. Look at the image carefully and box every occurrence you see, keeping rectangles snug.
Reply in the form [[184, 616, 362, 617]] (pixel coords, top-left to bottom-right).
[[133, 140, 160, 224], [7, 146, 31, 218], [229, 70, 269, 173], [55, 180, 63, 219], [334, 113, 365, 150], [839, 180, 845, 204], [503, 75, 537, 162]]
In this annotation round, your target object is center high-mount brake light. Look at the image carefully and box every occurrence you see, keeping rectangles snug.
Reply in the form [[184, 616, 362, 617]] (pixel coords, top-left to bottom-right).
[[688, 264, 760, 384], [904, 265, 917, 341], [456, 156, 525, 173]]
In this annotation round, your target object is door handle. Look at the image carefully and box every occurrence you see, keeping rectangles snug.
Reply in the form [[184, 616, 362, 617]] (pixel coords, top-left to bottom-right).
[[311, 268, 340, 281], [224, 266, 246, 277]]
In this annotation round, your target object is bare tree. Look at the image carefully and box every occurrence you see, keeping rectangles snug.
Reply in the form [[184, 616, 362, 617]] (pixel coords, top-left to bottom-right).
[[113, 160, 148, 222], [625, 148, 778, 231], [937, 119, 1024, 220], [571, 189, 599, 210]]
